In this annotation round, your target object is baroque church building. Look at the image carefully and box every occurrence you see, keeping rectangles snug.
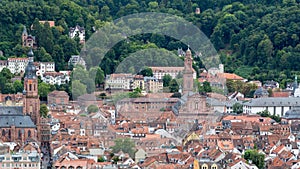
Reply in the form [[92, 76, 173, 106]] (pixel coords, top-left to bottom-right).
[[0, 49, 40, 143], [172, 48, 220, 138]]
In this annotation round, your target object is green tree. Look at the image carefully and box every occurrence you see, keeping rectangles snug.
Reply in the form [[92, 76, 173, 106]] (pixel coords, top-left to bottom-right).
[[52, 45, 65, 71], [244, 149, 265, 169], [2, 83, 15, 94], [203, 81, 212, 92], [13, 80, 23, 93], [129, 87, 142, 98], [87, 104, 99, 113], [97, 156, 105, 162], [1, 68, 13, 79], [38, 82, 51, 101], [100, 5, 112, 21], [72, 80, 87, 100], [163, 74, 172, 87], [40, 104, 49, 118], [169, 79, 179, 92], [111, 138, 136, 158], [232, 103, 243, 114], [89, 67, 105, 88], [138, 67, 153, 77], [257, 110, 281, 123]]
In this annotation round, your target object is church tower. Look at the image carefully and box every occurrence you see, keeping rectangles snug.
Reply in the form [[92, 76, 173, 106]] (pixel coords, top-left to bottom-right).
[[23, 49, 40, 126], [183, 48, 194, 94], [22, 26, 28, 47]]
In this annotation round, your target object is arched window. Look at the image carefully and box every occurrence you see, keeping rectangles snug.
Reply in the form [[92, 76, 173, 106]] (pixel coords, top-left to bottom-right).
[[8, 130, 11, 139], [18, 130, 22, 139], [68, 166, 74, 169], [28, 130, 31, 138], [2, 129, 5, 136], [76, 167, 82, 169]]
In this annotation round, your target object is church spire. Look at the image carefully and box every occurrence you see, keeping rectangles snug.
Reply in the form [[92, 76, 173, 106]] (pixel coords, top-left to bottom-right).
[[24, 48, 37, 79], [22, 25, 28, 36]]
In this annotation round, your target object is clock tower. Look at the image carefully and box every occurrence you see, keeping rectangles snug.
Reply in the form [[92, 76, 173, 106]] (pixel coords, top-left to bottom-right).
[[23, 49, 40, 126]]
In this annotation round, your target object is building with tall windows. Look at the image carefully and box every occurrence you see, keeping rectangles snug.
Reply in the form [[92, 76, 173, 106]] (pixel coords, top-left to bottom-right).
[[0, 49, 39, 143]]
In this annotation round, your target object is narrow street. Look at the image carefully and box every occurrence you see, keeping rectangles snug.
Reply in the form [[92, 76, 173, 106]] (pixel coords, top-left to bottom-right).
[[41, 143, 51, 169]]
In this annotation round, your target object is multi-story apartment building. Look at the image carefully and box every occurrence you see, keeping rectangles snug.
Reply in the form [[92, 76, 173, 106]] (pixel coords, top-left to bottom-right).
[[41, 71, 70, 85], [0, 151, 41, 169], [105, 73, 134, 90], [7, 58, 28, 74], [35, 62, 55, 76], [144, 76, 163, 93], [150, 66, 196, 80]]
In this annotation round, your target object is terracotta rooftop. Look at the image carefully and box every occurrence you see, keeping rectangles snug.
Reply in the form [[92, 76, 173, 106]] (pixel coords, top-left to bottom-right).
[[39, 21, 55, 27], [272, 91, 290, 97], [48, 90, 69, 98], [8, 57, 28, 61], [217, 73, 245, 80]]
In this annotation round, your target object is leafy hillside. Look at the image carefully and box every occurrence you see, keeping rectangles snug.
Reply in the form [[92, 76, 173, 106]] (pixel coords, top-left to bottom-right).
[[0, 0, 300, 87]]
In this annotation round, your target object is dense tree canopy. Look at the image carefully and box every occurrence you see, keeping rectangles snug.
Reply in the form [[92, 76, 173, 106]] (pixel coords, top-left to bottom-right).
[[111, 138, 136, 158], [0, 0, 299, 89]]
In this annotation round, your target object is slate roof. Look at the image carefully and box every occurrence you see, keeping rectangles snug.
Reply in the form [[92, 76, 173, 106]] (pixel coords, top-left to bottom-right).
[[0, 106, 36, 128], [283, 106, 300, 119], [0, 115, 36, 128], [0, 106, 23, 115], [254, 87, 269, 97], [243, 97, 300, 107]]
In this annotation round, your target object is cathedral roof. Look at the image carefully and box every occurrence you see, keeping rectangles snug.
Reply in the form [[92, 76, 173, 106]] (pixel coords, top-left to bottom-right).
[[0, 115, 36, 128], [0, 106, 23, 115], [0, 106, 35, 128]]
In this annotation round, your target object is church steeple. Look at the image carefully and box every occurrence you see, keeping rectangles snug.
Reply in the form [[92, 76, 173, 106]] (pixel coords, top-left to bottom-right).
[[23, 49, 40, 126], [22, 26, 28, 36], [183, 47, 194, 94], [24, 48, 37, 79]]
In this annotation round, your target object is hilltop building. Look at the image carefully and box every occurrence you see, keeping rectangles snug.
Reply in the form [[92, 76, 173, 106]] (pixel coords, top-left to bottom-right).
[[22, 26, 37, 48], [69, 25, 85, 44]]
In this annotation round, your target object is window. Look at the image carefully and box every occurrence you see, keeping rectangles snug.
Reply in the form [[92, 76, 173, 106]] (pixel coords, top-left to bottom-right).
[[18, 130, 22, 139], [28, 130, 31, 138]]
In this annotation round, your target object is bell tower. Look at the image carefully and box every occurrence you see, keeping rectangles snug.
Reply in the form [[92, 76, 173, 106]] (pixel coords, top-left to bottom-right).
[[23, 49, 40, 126], [183, 48, 194, 94]]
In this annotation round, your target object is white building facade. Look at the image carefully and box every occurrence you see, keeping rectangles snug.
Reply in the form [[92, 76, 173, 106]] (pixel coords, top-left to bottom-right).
[[41, 71, 70, 85], [243, 97, 300, 117], [35, 62, 55, 76], [7, 58, 28, 74], [0, 152, 41, 169], [150, 67, 196, 80], [105, 74, 133, 90], [69, 25, 85, 43]]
